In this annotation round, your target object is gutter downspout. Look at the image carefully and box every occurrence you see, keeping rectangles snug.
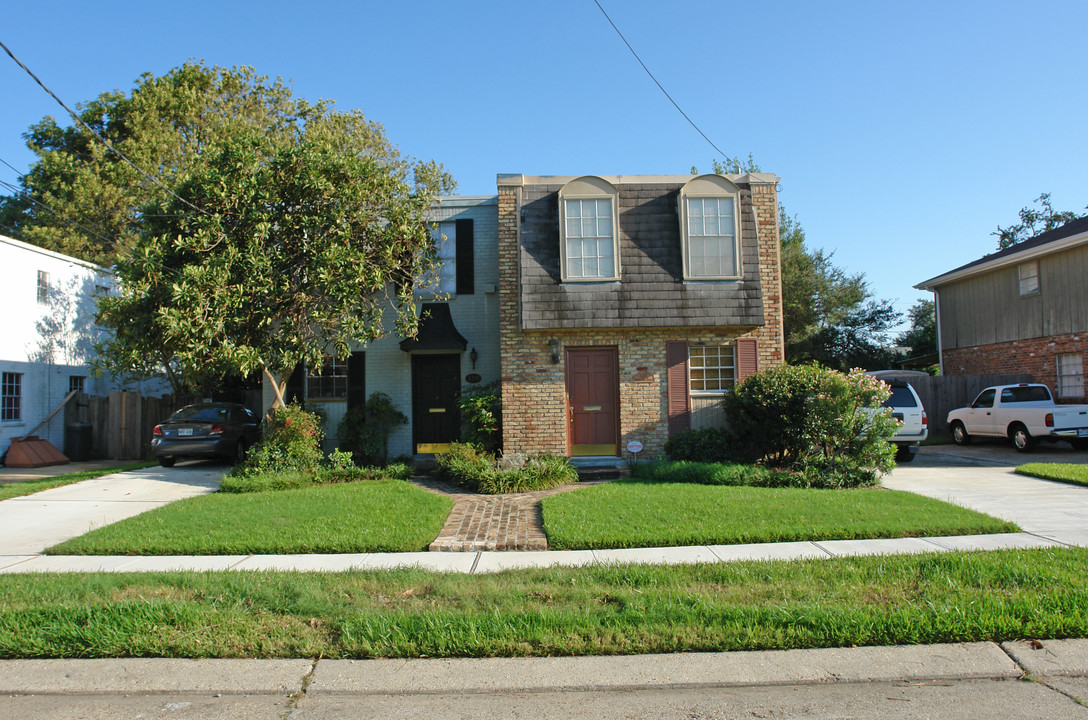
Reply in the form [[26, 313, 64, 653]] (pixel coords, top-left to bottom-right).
[[933, 290, 944, 376]]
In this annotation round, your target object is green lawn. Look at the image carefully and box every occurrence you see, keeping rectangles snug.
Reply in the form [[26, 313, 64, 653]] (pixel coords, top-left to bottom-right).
[[1, 548, 1085, 658], [1016, 463, 1088, 488], [542, 480, 1018, 550], [0, 462, 156, 501], [46, 480, 453, 555]]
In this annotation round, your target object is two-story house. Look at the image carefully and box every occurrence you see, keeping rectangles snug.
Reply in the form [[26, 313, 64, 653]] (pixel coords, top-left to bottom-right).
[[261, 195, 501, 457], [916, 216, 1088, 400], [496, 173, 785, 459], [0, 235, 166, 460]]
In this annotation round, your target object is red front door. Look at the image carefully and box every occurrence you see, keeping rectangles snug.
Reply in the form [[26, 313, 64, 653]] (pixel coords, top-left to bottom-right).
[[566, 347, 619, 456]]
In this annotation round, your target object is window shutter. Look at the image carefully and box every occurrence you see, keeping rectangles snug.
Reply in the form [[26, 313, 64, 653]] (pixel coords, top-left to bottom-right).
[[736, 338, 759, 382], [285, 365, 305, 406], [455, 218, 475, 295], [347, 351, 366, 411], [666, 341, 691, 435]]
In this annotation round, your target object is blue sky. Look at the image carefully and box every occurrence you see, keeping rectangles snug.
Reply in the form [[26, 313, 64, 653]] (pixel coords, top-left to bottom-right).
[[2, 1, 1086, 331]]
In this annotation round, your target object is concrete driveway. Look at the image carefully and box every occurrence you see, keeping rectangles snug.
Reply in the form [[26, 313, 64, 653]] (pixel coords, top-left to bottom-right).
[[0, 462, 226, 555], [884, 443, 1088, 547]]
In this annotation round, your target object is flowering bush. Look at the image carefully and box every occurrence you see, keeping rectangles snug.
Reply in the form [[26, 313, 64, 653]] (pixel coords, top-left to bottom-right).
[[232, 403, 324, 476], [723, 364, 897, 488]]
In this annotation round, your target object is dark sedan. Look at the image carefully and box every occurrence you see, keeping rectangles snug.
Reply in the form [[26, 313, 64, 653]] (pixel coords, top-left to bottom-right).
[[151, 403, 261, 467]]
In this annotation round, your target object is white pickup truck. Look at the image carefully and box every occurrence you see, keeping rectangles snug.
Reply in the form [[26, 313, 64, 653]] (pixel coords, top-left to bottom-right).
[[947, 383, 1088, 453]]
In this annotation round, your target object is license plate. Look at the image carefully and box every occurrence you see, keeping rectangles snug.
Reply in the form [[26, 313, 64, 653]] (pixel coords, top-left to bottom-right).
[[179, 428, 193, 436]]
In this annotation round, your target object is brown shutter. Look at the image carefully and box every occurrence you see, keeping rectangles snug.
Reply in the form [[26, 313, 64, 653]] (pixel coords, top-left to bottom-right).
[[666, 341, 691, 435], [736, 337, 759, 382]]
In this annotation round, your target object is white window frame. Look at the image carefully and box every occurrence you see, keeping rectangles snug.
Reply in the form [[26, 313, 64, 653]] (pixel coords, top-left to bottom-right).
[[688, 344, 737, 395], [679, 175, 742, 281], [306, 356, 348, 400], [2, 372, 22, 422], [1018, 261, 1039, 296], [36, 270, 50, 304], [1056, 353, 1084, 399], [558, 176, 620, 282]]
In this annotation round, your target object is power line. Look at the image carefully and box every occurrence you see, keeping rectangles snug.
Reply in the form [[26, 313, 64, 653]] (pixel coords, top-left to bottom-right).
[[0, 178, 121, 250], [0, 38, 208, 216], [591, 0, 728, 159]]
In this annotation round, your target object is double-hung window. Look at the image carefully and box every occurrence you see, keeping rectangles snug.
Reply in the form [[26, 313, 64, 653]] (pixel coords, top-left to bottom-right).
[[680, 175, 742, 280], [2, 372, 21, 421], [689, 345, 736, 394], [559, 177, 619, 281], [1057, 353, 1084, 399], [1018, 261, 1039, 296], [37, 270, 50, 304], [306, 356, 348, 400]]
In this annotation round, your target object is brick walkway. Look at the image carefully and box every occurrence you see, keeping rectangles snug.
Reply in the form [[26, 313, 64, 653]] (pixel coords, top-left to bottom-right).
[[413, 478, 598, 552]]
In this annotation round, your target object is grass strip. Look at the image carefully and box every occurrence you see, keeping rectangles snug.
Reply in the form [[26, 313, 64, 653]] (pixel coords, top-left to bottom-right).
[[1016, 463, 1088, 488], [0, 462, 156, 501], [1, 548, 1085, 658], [542, 480, 1018, 550], [46, 480, 453, 555]]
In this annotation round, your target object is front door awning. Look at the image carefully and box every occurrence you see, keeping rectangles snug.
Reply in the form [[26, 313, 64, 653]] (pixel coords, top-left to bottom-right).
[[399, 303, 468, 353]]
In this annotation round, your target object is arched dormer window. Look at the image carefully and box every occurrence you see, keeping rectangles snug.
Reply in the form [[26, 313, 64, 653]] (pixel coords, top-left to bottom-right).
[[679, 174, 742, 280], [558, 176, 620, 281]]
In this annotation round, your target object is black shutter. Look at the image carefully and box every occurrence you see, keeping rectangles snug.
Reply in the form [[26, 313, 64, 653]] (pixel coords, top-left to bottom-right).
[[455, 218, 474, 295], [347, 351, 366, 411], [285, 365, 305, 406]]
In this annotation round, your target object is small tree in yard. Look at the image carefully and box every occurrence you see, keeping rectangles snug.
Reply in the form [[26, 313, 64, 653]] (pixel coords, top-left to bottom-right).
[[337, 392, 408, 466], [724, 364, 897, 488]]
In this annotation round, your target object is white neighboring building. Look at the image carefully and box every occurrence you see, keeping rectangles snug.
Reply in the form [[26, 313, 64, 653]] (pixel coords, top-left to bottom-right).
[[0, 235, 165, 459]]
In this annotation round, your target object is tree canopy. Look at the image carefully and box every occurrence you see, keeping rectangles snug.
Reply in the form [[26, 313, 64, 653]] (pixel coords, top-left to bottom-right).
[[2, 63, 454, 403], [896, 298, 937, 362], [994, 193, 1085, 250], [706, 157, 900, 371]]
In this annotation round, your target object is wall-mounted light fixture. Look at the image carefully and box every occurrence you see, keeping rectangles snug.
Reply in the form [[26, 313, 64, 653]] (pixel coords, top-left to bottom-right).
[[547, 338, 560, 365], [469, 347, 478, 369]]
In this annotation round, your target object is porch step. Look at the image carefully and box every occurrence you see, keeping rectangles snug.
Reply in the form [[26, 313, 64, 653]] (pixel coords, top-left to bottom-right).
[[569, 456, 627, 481]]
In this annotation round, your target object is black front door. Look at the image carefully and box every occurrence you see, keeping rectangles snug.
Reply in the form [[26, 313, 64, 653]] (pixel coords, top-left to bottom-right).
[[412, 354, 461, 454]]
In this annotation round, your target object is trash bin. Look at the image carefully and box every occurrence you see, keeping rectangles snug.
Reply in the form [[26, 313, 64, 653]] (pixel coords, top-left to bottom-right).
[[65, 423, 92, 462]]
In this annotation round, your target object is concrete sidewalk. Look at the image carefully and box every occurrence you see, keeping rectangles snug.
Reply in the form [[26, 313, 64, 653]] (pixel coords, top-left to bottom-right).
[[2, 640, 1086, 719]]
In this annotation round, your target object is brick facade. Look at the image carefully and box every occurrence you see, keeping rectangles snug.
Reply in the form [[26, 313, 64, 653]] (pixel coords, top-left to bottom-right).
[[498, 175, 784, 458], [943, 332, 1086, 401]]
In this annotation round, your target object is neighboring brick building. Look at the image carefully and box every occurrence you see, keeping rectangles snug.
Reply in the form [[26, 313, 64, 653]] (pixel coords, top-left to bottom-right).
[[497, 173, 785, 459], [917, 216, 1088, 401]]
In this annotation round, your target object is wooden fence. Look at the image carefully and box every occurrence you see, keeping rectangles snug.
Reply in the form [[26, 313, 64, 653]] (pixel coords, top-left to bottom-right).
[[64, 392, 178, 460]]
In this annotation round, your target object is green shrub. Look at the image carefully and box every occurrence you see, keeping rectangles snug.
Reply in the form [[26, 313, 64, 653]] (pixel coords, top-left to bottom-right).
[[336, 392, 408, 465], [458, 382, 502, 453], [434, 443, 576, 494], [631, 460, 801, 488], [664, 427, 738, 463], [233, 403, 324, 476], [220, 462, 414, 493], [723, 364, 897, 488]]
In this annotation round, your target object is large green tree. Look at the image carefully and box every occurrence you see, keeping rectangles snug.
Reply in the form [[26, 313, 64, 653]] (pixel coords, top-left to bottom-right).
[[3, 63, 454, 403], [0, 63, 313, 265], [896, 298, 937, 361], [708, 157, 900, 370], [994, 193, 1085, 250]]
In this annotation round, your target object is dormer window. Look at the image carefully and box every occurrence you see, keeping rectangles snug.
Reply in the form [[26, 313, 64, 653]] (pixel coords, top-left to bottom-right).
[[679, 175, 741, 280], [559, 176, 619, 281]]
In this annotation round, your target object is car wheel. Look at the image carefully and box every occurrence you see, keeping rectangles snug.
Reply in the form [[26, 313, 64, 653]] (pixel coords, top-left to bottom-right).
[[233, 440, 248, 465], [895, 445, 916, 463], [951, 422, 970, 446], [1010, 424, 1035, 453], [158, 457, 176, 468], [1070, 439, 1088, 452]]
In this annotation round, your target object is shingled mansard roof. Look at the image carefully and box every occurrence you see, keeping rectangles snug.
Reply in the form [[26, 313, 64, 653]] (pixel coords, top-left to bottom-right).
[[916, 215, 1088, 291]]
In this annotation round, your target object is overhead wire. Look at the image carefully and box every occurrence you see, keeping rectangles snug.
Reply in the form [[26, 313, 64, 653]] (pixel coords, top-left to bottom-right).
[[591, 0, 729, 159], [0, 38, 208, 216]]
